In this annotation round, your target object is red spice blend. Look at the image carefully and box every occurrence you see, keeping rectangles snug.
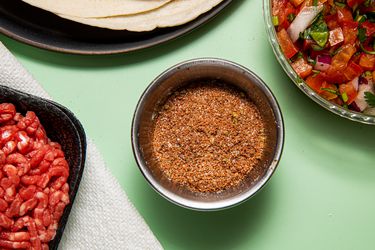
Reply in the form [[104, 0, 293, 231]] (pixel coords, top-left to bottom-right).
[[151, 83, 267, 193]]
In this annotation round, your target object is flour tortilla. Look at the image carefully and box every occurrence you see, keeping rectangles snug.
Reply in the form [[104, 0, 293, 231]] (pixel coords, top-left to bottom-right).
[[58, 0, 225, 31], [21, 0, 172, 18]]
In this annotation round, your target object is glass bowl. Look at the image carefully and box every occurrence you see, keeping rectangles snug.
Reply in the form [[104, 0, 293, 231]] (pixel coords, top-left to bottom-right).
[[263, 0, 375, 125]]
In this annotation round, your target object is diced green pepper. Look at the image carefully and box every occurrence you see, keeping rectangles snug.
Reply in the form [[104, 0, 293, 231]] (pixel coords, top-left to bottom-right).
[[306, 14, 329, 48], [310, 31, 329, 47], [272, 16, 279, 26], [365, 71, 372, 77], [341, 92, 349, 103]]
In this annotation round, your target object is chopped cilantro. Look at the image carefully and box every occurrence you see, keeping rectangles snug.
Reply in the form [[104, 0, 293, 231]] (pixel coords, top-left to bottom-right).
[[334, 1, 346, 8], [312, 70, 321, 77], [360, 43, 375, 55], [331, 47, 342, 56], [291, 52, 303, 62], [287, 13, 296, 22], [355, 14, 366, 23], [364, 92, 375, 107], [307, 56, 316, 66], [358, 28, 367, 43]]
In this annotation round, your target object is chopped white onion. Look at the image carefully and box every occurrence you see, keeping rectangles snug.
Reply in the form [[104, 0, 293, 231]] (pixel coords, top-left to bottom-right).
[[314, 61, 330, 71], [351, 77, 359, 91], [354, 83, 374, 111], [287, 5, 324, 43]]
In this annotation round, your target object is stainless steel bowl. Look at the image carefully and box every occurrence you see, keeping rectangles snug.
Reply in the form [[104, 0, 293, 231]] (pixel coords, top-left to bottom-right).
[[131, 58, 284, 211]]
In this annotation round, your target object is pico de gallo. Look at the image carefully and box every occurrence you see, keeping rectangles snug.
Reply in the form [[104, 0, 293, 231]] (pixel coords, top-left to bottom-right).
[[272, 0, 375, 114]]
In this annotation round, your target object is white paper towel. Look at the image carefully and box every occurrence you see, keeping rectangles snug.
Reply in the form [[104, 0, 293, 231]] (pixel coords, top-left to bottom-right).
[[0, 42, 163, 250]]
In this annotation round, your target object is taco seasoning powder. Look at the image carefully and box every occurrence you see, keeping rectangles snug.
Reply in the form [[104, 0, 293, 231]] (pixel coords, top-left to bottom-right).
[[151, 83, 267, 193]]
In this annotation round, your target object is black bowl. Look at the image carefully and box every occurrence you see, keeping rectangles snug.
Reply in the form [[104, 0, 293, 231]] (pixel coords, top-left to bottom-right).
[[0, 0, 232, 54], [0, 85, 86, 249]]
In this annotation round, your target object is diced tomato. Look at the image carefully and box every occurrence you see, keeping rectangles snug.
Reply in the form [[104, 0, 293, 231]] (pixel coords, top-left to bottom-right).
[[271, 0, 375, 112], [299, 0, 312, 9], [339, 82, 357, 104], [325, 14, 340, 30], [343, 61, 363, 81], [282, 3, 296, 28], [351, 52, 361, 64], [324, 44, 356, 83], [347, 0, 365, 8], [290, 0, 304, 7], [320, 82, 338, 100], [359, 5, 375, 14], [302, 39, 315, 51], [337, 7, 354, 24], [323, 72, 345, 83], [329, 27, 344, 46], [277, 29, 298, 59], [299, 0, 327, 11], [361, 42, 375, 53], [272, 0, 287, 27], [361, 21, 375, 37], [359, 53, 375, 71], [272, 0, 287, 16], [341, 21, 358, 45], [273, 0, 296, 30], [309, 49, 330, 61], [305, 73, 326, 93], [285, 2, 296, 15], [331, 44, 356, 67], [292, 57, 313, 78]]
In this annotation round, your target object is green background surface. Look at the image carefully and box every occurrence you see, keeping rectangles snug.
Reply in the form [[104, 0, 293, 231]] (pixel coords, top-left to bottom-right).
[[1, 0, 375, 249]]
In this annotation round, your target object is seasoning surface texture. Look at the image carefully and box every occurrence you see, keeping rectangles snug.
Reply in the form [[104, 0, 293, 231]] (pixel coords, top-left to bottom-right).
[[151, 83, 267, 193]]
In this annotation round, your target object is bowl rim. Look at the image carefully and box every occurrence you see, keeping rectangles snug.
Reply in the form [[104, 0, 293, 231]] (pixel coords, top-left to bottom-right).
[[131, 58, 285, 211], [262, 0, 375, 125]]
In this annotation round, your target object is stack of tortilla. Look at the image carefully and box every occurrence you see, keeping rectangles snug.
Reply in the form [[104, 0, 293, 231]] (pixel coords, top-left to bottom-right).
[[20, 0, 225, 31]]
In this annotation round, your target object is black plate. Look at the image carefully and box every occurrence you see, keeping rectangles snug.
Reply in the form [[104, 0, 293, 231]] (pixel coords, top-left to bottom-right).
[[0, 0, 232, 55], [0, 85, 87, 249]]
